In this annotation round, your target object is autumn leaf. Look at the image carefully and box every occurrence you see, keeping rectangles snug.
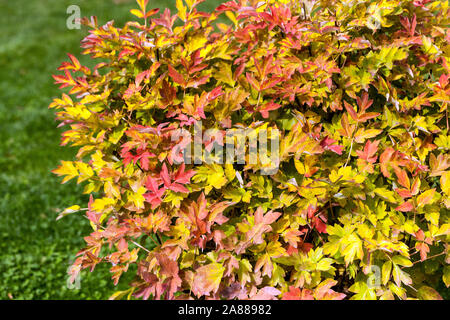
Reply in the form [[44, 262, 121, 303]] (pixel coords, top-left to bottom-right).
[[416, 189, 436, 207], [282, 286, 314, 300], [52, 161, 78, 183], [192, 263, 225, 297], [417, 286, 443, 300], [356, 140, 379, 163], [56, 205, 83, 221], [168, 65, 186, 87], [396, 201, 414, 212], [314, 279, 346, 300], [50, 0, 450, 301]]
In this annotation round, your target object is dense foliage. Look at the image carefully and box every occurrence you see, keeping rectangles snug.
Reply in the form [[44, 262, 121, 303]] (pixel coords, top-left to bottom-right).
[[51, 0, 449, 300]]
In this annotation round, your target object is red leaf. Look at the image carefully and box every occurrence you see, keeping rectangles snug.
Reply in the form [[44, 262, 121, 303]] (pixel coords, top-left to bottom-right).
[[67, 53, 81, 70], [356, 140, 379, 163], [144, 176, 165, 209], [258, 101, 281, 118], [416, 242, 430, 261], [357, 112, 380, 122], [160, 163, 171, 187], [206, 86, 225, 101], [344, 101, 358, 121], [144, 8, 160, 19], [245, 72, 261, 91], [396, 201, 414, 212], [282, 286, 314, 300], [314, 279, 346, 300], [168, 65, 185, 86], [159, 163, 194, 193], [415, 229, 425, 241], [320, 136, 344, 155], [356, 92, 373, 112], [283, 229, 303, 248], [313, 216, 328, 233], [396, 188, 412, 199], [395, 168, 410, 189], [118, 48, 136, 60], [173, 163, 196, 184]]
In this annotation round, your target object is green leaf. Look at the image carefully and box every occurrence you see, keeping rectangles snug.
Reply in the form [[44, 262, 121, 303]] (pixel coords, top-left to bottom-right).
[[392, 265, 412, 287], [417, 286, 443, 300], [443, 266, 450, 288], [348, 281, 376, 300], [381, 261, 392, 286], [392, 255, 413, 268]]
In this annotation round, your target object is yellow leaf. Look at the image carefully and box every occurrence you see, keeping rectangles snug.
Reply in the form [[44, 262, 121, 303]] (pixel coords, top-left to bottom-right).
[[443, 266, 450, 288], [354, 128, 382, 144], [422, 36, 439, 56], [389, 282, 406, 300], [224, 163, 235, 182], [416, 189, 436, 207], [56, 205, 82, 220], [192, 164, 228, 194], [192, 263, 225, 297], [185, 0, 195, 9], [76, 162, 94, 183], [441, 171, 450, 195], [136, 0, 148, 12], [130, 9, 144, 19], [392, 255, 412, 268], [187, 33, 208, 54], [342, 234, 364, 266], [127, 187, 146, 209], [52, 161, 78, 184], [225, 11, 237, 26], [294, 158, 306, 175], [374, 187, 397, 203], [382, 261, 392, 286], [357, 224, 374, 239], [90, 220, 97, 231], [176, 0, 187, 21], [91, 151, 107, 170], [267, 241, 286, 258], [92, 197, 115, 212]]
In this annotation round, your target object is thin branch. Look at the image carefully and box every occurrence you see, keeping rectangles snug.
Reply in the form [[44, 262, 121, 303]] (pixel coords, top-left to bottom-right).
[[130, 239, 151, 253], [344, 123, 359, 167], [344, 138, 354, 167], [411, 251, 446, 265], [155, 232, 162, 245]]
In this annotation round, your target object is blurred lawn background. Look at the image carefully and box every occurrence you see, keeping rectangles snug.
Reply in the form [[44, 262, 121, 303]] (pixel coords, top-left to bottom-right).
[[0, 0, 223, 300]]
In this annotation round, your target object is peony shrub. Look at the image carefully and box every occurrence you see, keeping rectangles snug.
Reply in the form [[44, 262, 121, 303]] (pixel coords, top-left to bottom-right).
[[50, 0, 449, 300]]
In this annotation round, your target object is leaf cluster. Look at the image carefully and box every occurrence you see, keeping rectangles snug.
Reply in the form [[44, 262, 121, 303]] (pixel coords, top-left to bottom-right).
[[50, 0, 450, 300]]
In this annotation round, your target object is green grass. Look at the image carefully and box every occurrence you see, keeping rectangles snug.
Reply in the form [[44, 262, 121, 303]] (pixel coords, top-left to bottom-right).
[[0, 0, 222, 300]]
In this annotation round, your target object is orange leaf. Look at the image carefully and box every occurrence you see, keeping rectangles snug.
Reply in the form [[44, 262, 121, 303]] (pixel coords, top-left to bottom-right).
[[344, 101, 358, 121], [416, 189, 436, 207], [282, 286, 314, 300], [396, 201, 414, 212], [168, 65, 186, 86], [395, 168, 410, 189]]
